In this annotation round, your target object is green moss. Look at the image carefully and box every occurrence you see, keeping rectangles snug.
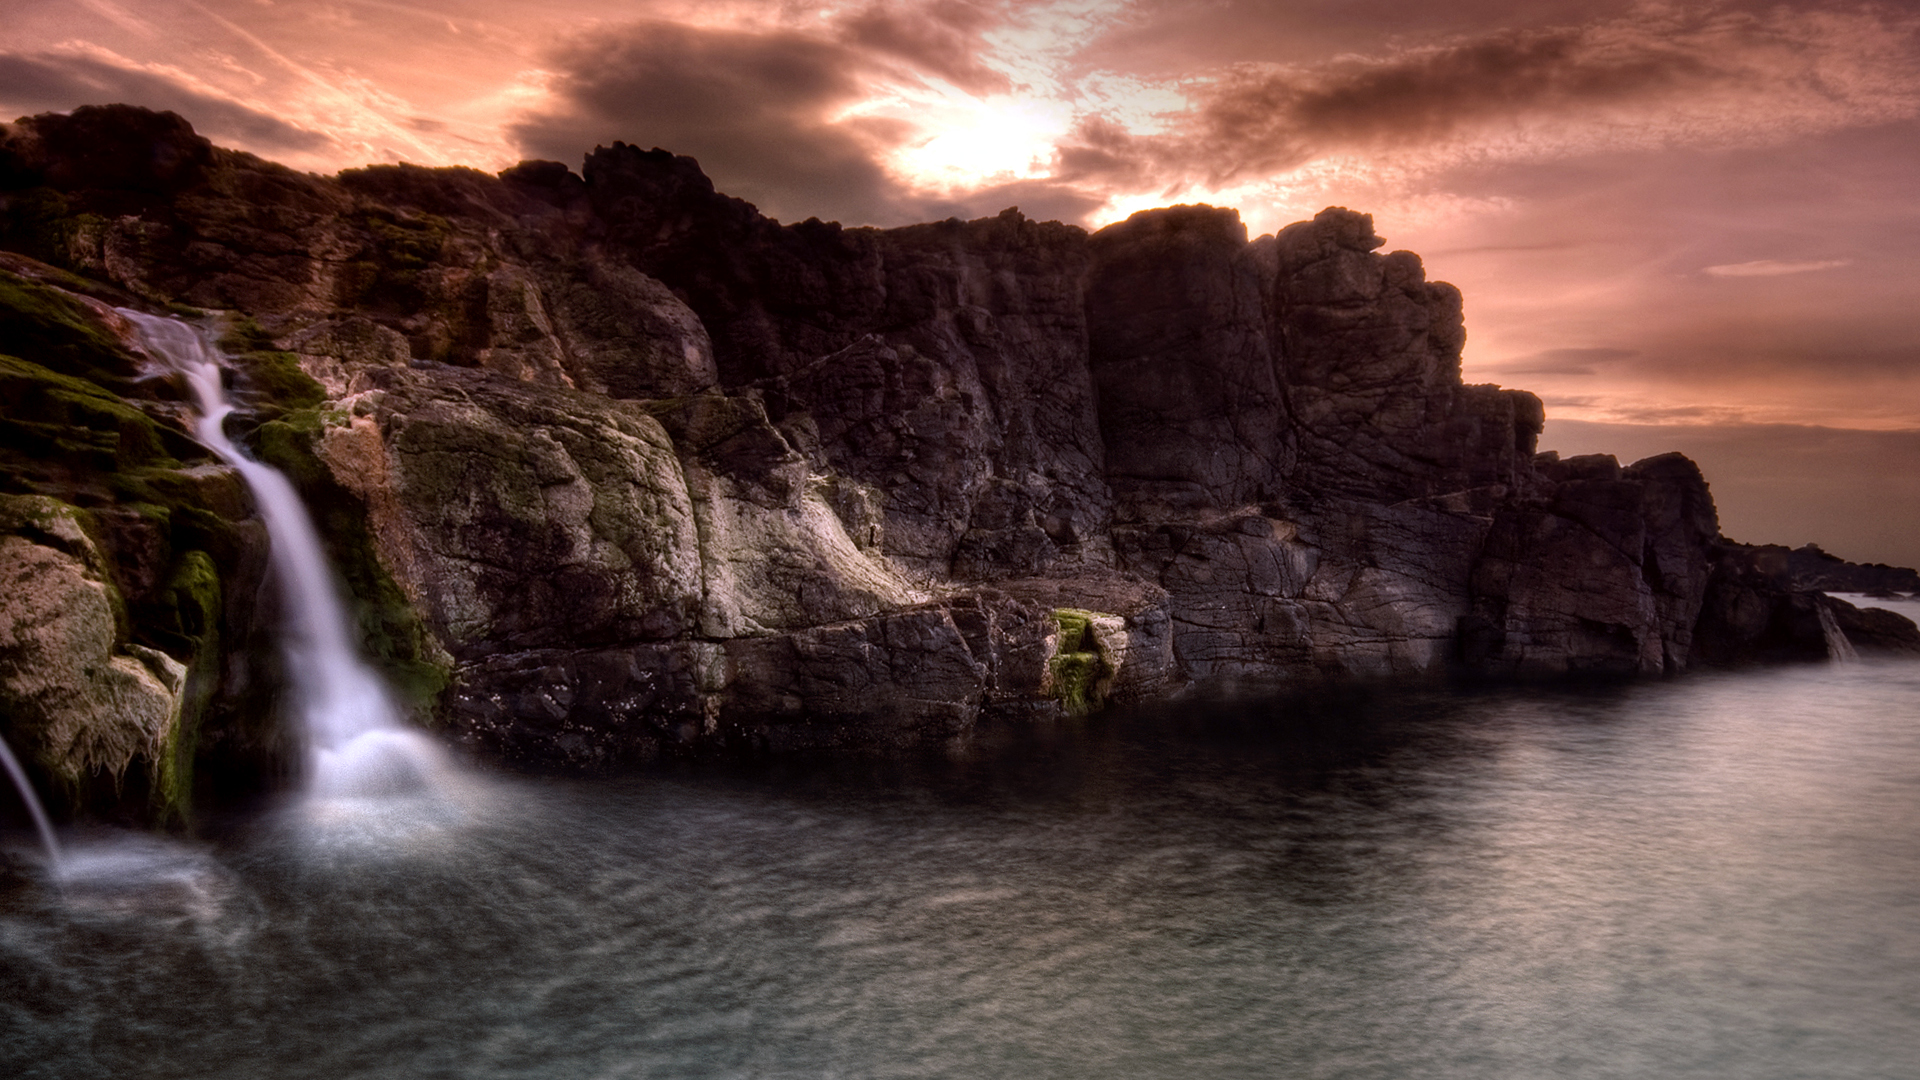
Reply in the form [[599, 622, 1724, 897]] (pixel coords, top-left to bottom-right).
[[251, 407, 451, 713], [151, 550, 220, 827], [333, 209, 452, 312], [367, 212, 452, 269], [235, 349, 327, 411], [216, 315, 277, 354], [0, 270, 145, 388], [0, 354, 176, 470], [215, 316, 327, 413], [0, 187, 78, 264], [1048, 608, 1113, 718]]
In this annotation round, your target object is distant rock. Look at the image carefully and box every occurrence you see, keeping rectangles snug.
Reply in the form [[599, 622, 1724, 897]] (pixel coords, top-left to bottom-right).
[[1783, 543, 1920, 595]]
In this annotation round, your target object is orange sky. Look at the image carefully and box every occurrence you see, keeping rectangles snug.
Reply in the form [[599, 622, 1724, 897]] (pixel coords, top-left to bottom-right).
[[6, 0, 1920, 562]]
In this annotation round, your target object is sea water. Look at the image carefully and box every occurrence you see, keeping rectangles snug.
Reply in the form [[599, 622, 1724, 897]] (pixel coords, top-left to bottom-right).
[[3, 660, 1917, 1079]]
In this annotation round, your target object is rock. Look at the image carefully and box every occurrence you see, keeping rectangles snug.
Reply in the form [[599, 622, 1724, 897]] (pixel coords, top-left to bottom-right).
[[1463, 453, 1717, 675], [0, 495, 185, 791], [1693, 542, 1920, 663], [1, 105, 213, 196], [1784, 544, 1920, 595], [1273, 208, 1542, 502], [1827, 596, 1920, 654], [4, 105, 1911, 784], [315, 367, 705, 656], [1088, 205, 1289, 519]]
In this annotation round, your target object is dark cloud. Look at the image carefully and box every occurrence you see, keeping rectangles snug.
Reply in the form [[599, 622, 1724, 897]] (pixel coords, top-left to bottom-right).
[[512, 21, 905, 224], [843, 0, 1010, 94], [917, 174, 1109, 225], [511, 6, 1103, 226], [1063, 18, 1722, 186], [1078, 0, 1646, 74], [1057, 5, 1919, 190], [0, 49, 332, 153], [1053, 114, 1154, 187]]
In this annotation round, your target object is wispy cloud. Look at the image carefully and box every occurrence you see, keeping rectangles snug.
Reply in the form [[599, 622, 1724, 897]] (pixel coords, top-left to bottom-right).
[[1055, 4, 1920, 198], [1491, 346, 1639, 377], [0, 44, 332, 153], [1703, 258, 1852, 277]]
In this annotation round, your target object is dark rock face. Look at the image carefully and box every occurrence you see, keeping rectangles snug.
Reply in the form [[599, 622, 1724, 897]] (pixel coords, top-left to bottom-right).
[[1464, 452, 1719, 675], [1, 106, 1914, 794], [0, 105, 214, 196], [1088, 205, 1287, 519]]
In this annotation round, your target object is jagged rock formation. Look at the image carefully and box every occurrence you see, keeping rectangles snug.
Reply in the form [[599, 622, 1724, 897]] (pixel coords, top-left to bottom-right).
[[1, 106, 1914, 804], [1780, 544, 1920, 596]]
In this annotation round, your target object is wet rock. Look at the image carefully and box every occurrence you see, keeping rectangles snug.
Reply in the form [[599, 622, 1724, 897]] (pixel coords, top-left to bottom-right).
[[1694, 543, 1920, 663], [0, 495, 185, 789]]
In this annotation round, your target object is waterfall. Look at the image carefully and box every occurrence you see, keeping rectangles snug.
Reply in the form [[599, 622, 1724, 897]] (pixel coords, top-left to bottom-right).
[[121, 312, 445, 800], [1816, 600, 1860, 663], [0, 733, 62, 872]]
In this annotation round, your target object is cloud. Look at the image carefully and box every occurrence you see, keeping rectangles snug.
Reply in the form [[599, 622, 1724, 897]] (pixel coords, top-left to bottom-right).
[[1703, 258, 1851, 277], [843, 0, 1011, 94], [920, 174, 1110, 224], [507, 3, 1051, 225], [1490, 346, 1637, 376], [1055, 4, 1920, 195], [0, 46, 333, 153], [510, 20, 908, 224]]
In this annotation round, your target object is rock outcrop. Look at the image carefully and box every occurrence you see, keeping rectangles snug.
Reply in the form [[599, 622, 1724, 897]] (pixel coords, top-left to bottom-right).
[[1693, 542, 1920, 662], [1780, 544, 1920, 596], [1, 106, 1913, 807]]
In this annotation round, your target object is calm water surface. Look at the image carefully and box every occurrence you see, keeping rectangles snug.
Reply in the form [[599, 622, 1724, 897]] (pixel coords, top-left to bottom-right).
[[3, 662, 1918, 1079]]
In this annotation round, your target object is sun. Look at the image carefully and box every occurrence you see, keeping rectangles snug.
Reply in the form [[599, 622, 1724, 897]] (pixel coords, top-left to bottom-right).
[[888, 93, 1072, 188]]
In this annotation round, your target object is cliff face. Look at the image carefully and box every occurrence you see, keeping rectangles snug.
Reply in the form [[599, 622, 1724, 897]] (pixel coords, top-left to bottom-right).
[[1, 106, 1910, 795]]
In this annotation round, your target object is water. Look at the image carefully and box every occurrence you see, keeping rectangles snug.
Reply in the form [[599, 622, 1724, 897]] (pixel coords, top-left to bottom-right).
[[116, 312, 447, 801], [0, 735, 61, 873], [3, 662, 1917, 1079], [1834, 591, 1920, 627]]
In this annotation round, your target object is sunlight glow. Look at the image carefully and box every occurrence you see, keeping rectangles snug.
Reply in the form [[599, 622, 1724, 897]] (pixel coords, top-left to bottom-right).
[[891, 94, 1070, 185]]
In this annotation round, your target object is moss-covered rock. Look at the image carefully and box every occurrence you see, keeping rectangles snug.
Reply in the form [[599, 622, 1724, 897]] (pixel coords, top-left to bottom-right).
[[1046, 608, 1118, 717], [0, 269, 145, 388], [0, 354, 176, 471], [0, 494, 187, 810], [150, 549, 220, 824]]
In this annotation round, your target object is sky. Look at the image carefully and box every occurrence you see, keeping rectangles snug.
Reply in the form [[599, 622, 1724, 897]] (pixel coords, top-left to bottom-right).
[[4, 0, 1919, 564]]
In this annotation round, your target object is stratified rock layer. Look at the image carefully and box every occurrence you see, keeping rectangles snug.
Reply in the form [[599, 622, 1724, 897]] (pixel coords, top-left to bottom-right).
[[1, 105, 1911, 787]]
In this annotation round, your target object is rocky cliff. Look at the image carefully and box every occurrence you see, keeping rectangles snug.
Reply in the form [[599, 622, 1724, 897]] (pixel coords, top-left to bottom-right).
[[2, 106, 1913, 816]]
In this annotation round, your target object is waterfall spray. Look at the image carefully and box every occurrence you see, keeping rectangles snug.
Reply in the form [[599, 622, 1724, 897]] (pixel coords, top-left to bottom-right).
[[121, 311, 446, 801], [1816, 600, 1861, 664]]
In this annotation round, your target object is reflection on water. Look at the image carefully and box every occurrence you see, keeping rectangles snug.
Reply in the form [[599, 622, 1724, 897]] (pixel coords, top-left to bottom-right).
[[4, 663, 1919, 1079]]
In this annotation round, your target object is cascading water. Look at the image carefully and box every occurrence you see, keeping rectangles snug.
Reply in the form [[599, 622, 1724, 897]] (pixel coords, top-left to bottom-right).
[[0, 733, 62, 873], [120, 311, 448, 804], [1816, 600, 1861, 663]]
